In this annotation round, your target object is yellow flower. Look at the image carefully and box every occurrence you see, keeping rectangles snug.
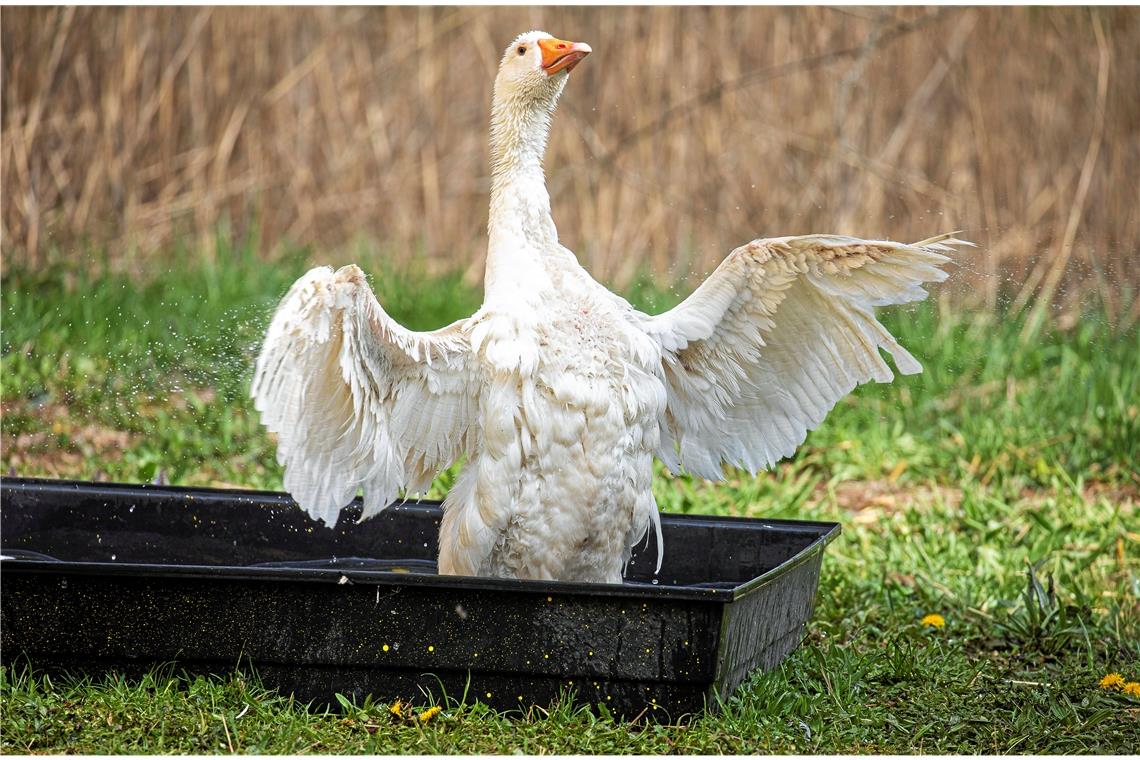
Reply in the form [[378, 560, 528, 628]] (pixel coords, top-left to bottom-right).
[[1123, 682, 1140, 697], [1099, 673, 1125, 690], [921, 613, 945, 629], [389, 699, 408, 718], [418, 705, 443, 723]]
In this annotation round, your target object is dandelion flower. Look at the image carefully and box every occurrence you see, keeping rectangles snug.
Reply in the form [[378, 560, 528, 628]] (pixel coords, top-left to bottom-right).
[[418, 706, 443, 723], [389, 699, 408, 718], [921, 613, 945, 629], [1123, 682, 1140, 697], [1099, 673, 1125, 690]]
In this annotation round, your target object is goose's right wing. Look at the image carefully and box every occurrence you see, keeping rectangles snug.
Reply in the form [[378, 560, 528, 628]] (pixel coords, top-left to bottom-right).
[[252, 265, 478, 527]]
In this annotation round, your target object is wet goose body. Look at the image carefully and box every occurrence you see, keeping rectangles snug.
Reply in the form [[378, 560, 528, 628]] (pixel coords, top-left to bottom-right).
[[450, 281, 665, 582], [252, 31, 968, 583]]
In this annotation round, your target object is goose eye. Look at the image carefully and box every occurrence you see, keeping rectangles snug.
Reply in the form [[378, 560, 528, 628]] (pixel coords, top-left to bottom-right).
[[517, 46, 526, 56]]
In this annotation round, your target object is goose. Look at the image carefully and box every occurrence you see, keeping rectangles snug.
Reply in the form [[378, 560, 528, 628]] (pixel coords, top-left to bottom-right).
[[251, 30, 968, 583]]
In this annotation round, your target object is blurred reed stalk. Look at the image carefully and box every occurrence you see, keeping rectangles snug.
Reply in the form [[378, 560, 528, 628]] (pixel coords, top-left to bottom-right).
[[2, 6, 1137, 327]]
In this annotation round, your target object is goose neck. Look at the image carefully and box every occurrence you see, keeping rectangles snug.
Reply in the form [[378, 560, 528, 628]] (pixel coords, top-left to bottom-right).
[[487, 97, 558, 249]]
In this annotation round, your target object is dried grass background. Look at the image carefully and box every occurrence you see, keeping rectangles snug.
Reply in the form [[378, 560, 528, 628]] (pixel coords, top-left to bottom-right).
[[3, 6, 1138, 323]]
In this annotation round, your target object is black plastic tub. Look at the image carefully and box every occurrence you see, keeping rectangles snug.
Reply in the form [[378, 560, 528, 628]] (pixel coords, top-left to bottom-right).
[[0, 477, 839, 719]]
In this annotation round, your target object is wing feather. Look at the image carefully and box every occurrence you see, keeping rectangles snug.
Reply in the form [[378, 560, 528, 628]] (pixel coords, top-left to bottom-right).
[[645, 233, 970, 478], [251, 265, 477, 527]]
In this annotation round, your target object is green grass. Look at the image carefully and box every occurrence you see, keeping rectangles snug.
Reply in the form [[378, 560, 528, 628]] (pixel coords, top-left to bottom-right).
[[2, 246, 1138, 753]]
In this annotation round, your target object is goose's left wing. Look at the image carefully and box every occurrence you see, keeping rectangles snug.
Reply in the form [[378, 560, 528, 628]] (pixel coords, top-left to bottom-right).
[[251, 265, 477, 527], [643, 234, 968, 479]]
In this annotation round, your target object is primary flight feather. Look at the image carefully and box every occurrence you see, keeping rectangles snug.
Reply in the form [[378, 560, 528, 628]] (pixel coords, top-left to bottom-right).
[[252, 31, 969, 583]]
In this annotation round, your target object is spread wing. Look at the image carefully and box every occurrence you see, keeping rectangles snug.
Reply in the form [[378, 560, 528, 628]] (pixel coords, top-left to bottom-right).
[[251, 265, 478, 527], [643, 233, 968, 479]]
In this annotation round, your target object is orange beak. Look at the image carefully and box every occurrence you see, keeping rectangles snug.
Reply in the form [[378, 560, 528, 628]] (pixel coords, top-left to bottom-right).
[[538, 37, 592, 76]]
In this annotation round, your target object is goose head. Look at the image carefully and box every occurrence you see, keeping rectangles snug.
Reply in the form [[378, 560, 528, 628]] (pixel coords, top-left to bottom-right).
[[490, 31, 590, 177], [493, 30, 592, 110]]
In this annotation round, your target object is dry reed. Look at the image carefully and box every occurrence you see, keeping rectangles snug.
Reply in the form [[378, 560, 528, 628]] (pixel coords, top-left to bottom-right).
[[2, 6, 1137, 323]]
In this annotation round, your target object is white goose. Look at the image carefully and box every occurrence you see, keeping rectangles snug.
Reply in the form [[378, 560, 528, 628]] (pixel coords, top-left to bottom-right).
[[252, 31, 967, 583]]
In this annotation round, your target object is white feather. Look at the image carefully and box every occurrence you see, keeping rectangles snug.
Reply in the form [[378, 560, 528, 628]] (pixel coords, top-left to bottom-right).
[[251, 264, 475, 528], [642, 235, 972, 477]]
